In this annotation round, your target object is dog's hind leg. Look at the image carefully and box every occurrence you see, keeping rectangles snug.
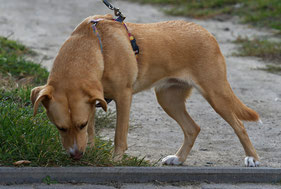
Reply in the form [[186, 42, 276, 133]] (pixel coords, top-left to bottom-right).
[[201, 81, 260, 166], [196, 56, 260, 166], [155, 85, 201, 165]]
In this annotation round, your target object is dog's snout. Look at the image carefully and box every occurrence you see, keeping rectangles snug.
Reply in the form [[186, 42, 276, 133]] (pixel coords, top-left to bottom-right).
[[70, 150, 83, 160], [68, 139, 84, 160]]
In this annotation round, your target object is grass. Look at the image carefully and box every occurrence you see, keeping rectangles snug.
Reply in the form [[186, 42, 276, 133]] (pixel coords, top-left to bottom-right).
[[42, 176, 58, 185], [259, 65, 281, 75], [130, 0, 281, 31], [234, 36, 281, 62], [234, 36, 281, 74], [0, 37, 150, 167], [0, 37, 48, 85]]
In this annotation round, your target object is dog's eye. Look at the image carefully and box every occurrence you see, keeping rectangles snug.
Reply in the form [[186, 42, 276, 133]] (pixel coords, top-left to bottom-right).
[[56, 125, 67, 132], [79, 122, 88, 130], [58, 127, 67, 132]]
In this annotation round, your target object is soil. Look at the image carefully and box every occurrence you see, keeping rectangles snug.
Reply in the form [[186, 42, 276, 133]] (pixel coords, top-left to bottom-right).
[[1, 0, 280, 167]]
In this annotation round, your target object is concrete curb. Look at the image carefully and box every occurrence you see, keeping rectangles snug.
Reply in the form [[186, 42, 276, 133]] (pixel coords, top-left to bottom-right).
[[0, 167, 281, 184]]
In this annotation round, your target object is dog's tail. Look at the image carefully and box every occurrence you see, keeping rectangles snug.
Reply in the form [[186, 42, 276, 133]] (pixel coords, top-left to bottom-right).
[[231, 92, 259, 122]]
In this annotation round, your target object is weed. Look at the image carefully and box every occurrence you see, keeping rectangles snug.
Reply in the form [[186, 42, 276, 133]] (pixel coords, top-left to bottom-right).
[[42, 176, 58, 185]]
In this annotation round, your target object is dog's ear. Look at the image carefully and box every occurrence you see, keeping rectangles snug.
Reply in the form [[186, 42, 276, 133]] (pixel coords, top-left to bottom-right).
[[30, 85, 53, 116], [82, 81, 107, 112], [91, 96, 107, 112]]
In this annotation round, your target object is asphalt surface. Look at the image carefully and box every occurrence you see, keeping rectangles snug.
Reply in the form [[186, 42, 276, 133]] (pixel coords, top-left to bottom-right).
[[0, 167, 281, 188], [1, 183, 281, 189]]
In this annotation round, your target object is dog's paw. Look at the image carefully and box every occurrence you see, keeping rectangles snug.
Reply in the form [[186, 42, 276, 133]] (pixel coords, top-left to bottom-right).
[[162, 155, 183, 165], [244, 156, 260, 167], [112, 150, 124, 162], [112, 154, 123, 162]]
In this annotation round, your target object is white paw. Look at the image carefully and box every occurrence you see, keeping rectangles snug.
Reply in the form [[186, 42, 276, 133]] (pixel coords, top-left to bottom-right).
[[244, 156, 260, 167], [162, 155, 183, 165]]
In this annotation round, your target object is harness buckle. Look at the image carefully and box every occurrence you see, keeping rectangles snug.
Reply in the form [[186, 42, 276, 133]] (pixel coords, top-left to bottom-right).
[[102, 0, 126, 22], [114, 8, 126, 22]]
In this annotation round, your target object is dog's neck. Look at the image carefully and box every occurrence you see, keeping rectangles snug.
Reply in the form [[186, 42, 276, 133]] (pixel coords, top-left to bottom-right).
[[48, 20, 106, 83]]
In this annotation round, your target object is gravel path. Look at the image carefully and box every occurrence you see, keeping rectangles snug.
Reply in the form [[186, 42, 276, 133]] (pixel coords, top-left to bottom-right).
[[1, 0, 280, 167]]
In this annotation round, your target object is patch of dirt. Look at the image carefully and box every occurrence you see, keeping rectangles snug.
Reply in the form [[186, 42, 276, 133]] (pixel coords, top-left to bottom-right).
[[0, 73, 17, 90], [1, 0, 280, 167], [0, 72, 34, 90]]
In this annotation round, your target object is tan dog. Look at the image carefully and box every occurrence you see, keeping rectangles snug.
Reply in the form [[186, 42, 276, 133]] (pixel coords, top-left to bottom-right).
[[31, 14, 260, 166]]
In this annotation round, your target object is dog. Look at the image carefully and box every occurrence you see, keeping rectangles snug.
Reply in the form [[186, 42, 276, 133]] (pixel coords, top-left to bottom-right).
[[31, 14, 260, 166]]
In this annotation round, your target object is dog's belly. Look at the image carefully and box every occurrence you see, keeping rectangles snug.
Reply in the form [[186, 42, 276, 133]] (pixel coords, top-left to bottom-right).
[[132, 73, 196, 94]]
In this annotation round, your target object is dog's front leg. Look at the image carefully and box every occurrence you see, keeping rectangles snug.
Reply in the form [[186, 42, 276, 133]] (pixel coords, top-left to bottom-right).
[[87, 107, 96, 148], [113, 88, 132, 161]]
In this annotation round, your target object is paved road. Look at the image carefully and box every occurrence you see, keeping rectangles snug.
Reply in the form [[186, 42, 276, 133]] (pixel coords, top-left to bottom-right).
[[1, 183, 281, 189]]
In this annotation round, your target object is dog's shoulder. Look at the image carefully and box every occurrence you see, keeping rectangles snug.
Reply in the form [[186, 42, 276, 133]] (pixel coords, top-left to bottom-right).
[[71, 14, 115, 36]]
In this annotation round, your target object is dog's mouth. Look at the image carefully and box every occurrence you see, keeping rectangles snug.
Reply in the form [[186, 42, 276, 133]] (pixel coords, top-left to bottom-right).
[[70, 151, 83, 160]]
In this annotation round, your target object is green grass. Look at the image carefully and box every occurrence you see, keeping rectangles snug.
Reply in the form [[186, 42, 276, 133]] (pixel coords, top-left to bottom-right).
[[0, 37, 150, 167], [259, 65, 281, 75], [0, 89, 148, 166], [130, 0, 281, 31], [164, 0, 238, 19], [0, 37, 49, 85], [42, 176, 58, 185], [234, 37, 281, 62], [238, 0, 281, 31], [234, 37, 281, 73]]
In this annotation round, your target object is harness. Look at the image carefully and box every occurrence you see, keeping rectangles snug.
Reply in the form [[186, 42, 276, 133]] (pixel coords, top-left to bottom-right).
[[90, 19, 139, 56], [94, 0, 139, 107]]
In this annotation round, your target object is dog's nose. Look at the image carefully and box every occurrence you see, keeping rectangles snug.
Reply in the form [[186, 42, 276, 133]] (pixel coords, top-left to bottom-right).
[[70, 151, 83, 160]]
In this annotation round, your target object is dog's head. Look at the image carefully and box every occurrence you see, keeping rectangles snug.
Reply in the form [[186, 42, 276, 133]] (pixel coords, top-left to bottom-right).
[[29, 15, 113, 160], [31, 81, 107, 160]]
